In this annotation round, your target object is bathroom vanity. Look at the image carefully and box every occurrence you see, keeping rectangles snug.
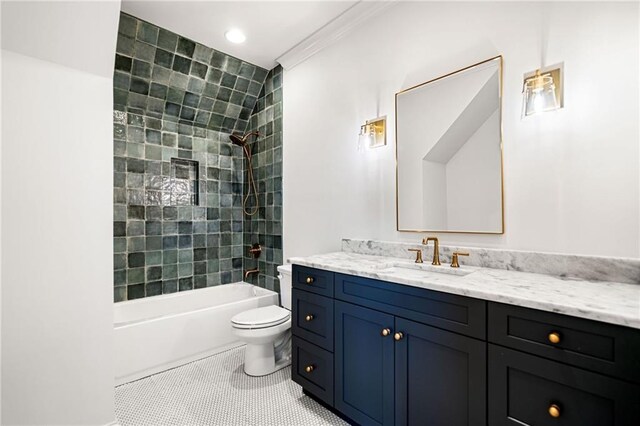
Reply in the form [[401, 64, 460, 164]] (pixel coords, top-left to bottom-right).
[[289, 252, 640, 426]]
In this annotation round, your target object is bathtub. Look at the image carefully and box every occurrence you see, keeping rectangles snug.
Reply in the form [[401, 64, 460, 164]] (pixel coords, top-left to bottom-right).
[[114, 283, 278, 385]]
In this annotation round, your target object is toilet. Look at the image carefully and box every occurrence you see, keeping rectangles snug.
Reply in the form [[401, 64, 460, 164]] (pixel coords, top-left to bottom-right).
[[231, 264, 293, 376]]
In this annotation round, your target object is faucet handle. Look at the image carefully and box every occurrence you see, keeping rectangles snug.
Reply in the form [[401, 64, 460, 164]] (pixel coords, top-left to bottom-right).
[[408, 249, 423, 264], [450, 252, 469, 268]]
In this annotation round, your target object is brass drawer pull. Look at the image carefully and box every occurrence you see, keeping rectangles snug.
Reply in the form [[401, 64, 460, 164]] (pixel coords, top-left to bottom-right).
[[548, 331, 561, 344], [305, 365, 315, 373], [305, 314, 314, 322], [381, 328, 391, 337], [548, 403, 561, 418], [394, 332, 404, 341], [305, 277, 314, 284]]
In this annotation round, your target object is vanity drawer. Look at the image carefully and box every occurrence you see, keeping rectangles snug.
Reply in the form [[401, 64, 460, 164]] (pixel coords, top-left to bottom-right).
[[292, 265, 334, 297], [335, 273, 486, 339], [292, 337, 334, 406], [292, 289, 334, 351], [488, 302, 640, 383], [488, 345, 640, 425]]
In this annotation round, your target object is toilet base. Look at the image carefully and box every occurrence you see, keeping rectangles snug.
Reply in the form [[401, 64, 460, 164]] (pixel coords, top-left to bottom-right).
[[244, 342, 291, 376], [232, 319, 292, 377]]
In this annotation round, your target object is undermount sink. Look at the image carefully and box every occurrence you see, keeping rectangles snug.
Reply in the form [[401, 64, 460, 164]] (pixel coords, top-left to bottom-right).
[[371, 261, 474, 277]]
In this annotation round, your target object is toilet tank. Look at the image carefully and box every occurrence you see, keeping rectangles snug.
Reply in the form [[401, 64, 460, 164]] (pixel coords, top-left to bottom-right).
[[277, 264, 293, 310]]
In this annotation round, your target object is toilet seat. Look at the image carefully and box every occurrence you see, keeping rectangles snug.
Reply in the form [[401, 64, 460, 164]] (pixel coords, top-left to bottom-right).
[[231, 305, 291, 330]]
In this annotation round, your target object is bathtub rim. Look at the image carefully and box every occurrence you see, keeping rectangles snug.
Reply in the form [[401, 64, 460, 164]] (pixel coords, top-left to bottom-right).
[[114, 282, 276, 327]]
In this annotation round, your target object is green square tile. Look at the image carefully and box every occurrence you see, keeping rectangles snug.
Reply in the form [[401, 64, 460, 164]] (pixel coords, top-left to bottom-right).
[[157, 28, 178, 51], [145, 145, 163, 160], [224, 57, 241, 74], [193, 44, 213, 63], [114, 286, 127, 302], [238, 62, 256, 79], [163, 249, 178, 264], [163, 264, 178, 279], [127, 267, 145, 284], [114, 89, 128, 106], [178, 263, 193, 277], [133, 41, 155, 62], [113, 237, 127, 253], [116, 35, 134, 56], [136, 21, 158, 45], [118, 14, 137, 38], [152, 65, 171, 85]]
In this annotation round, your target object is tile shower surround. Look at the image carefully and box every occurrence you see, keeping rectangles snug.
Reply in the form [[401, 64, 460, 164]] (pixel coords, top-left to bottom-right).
[[243, 67, 284, 292], [113, 13, 275, 301]]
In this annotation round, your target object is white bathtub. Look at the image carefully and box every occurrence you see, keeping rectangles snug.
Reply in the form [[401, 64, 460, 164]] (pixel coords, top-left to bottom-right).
[[114, 283, 278, 385]]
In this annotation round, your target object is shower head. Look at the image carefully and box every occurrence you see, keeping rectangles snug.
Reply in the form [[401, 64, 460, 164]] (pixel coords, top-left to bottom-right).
[[229, 131, 260, 147], [229, 134, 246, 147]]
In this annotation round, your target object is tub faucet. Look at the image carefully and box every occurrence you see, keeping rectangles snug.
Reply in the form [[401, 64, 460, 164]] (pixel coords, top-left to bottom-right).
[[244, 268, 259, 279], [422, 237, 441, 266]]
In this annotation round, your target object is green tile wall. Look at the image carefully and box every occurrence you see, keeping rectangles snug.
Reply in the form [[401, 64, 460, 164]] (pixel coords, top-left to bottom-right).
[[242, 66, 284, 291], [113, 12, 271, 301]]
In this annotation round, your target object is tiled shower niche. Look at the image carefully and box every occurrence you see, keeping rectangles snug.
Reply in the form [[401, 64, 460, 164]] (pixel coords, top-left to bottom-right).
[[113, 13, 269, 301]]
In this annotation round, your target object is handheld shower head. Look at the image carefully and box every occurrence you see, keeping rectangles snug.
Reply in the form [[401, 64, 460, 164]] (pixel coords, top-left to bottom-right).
[[229, 130, 262, 216]]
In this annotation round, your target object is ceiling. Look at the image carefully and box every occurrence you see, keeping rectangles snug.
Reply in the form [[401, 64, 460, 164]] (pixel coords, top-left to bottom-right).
[[121, 1, 358, 70]]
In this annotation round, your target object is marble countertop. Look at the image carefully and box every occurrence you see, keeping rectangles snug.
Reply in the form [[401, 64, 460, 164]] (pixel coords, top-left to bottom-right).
[[288, 252, 640, 330]]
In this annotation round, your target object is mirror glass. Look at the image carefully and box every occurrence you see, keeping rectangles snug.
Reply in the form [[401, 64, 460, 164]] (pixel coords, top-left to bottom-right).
[[396, 56, 503, 234]]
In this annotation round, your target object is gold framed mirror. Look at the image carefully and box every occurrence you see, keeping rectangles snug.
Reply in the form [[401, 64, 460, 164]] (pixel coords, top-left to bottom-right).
[[395, 56, 504, 234]]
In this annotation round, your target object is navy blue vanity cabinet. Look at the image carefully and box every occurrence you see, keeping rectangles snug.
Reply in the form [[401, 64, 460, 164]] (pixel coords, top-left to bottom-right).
[[292, 265, 640, 425]]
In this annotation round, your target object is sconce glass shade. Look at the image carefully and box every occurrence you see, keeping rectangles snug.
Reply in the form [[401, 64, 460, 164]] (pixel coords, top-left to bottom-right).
[[522, 70, 560, 117], [358, 117, 386, 149], [358, 125, 373, 150]]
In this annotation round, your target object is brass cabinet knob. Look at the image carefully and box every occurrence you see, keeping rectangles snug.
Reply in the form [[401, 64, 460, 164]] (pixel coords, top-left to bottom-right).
[[305, 365, 314, 373], [548, 332, 561, 344], [548, 404, 561, 418], [381, 328, 391, 337], [394, 332, 404, 341], [305, 277, 314, 284], [305, 314, 314, 322]]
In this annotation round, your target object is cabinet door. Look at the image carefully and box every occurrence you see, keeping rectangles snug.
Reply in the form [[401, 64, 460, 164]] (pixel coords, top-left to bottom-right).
[[335, 301, 395, 426], [488, 345, 640, 426], [395, 317, 487, 426]]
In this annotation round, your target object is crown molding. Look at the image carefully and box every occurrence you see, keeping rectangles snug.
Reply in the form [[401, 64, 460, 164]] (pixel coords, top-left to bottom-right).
[[276, 0, 396, 70]]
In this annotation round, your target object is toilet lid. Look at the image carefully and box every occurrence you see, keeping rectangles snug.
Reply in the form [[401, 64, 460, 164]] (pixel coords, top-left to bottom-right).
[[231, 305, 290, 329]]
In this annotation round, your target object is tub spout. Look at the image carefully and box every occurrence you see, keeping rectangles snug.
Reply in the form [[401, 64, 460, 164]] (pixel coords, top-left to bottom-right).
[[244, 268, 259, 279]]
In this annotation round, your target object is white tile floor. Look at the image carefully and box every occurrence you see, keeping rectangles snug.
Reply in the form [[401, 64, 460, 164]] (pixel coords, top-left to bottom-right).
[[115, 346, 348, 426]]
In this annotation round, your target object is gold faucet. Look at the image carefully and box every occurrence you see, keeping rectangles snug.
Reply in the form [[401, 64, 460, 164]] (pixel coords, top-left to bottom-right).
[[450, 251, 469, 268], [244, 268, 259, 279], [421, 237, 441, 266], [407, 248, 423, 263]]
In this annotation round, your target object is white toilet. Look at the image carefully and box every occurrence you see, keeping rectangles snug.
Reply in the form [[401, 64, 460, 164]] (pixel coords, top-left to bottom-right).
[[231, 264, 293, 376]]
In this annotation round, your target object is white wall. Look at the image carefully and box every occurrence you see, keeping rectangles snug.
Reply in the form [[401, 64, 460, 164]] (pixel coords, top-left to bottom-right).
[[283, 1, 639, 259], [1, 2, 120, 425]]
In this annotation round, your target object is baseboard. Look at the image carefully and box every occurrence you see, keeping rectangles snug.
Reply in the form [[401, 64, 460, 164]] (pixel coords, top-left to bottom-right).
[[115, 342, 245, 386]]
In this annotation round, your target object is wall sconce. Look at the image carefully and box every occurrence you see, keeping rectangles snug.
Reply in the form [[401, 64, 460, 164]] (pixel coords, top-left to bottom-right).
[[358, 116, 386, 149], [522, 66, 563, 117]]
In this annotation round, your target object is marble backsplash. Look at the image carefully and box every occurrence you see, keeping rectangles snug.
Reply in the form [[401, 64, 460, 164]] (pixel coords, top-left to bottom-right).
[[342, 239, 640, 285]]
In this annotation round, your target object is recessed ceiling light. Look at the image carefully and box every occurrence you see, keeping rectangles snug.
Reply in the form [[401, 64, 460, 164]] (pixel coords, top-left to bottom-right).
[[225, 29, 246, 44]]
